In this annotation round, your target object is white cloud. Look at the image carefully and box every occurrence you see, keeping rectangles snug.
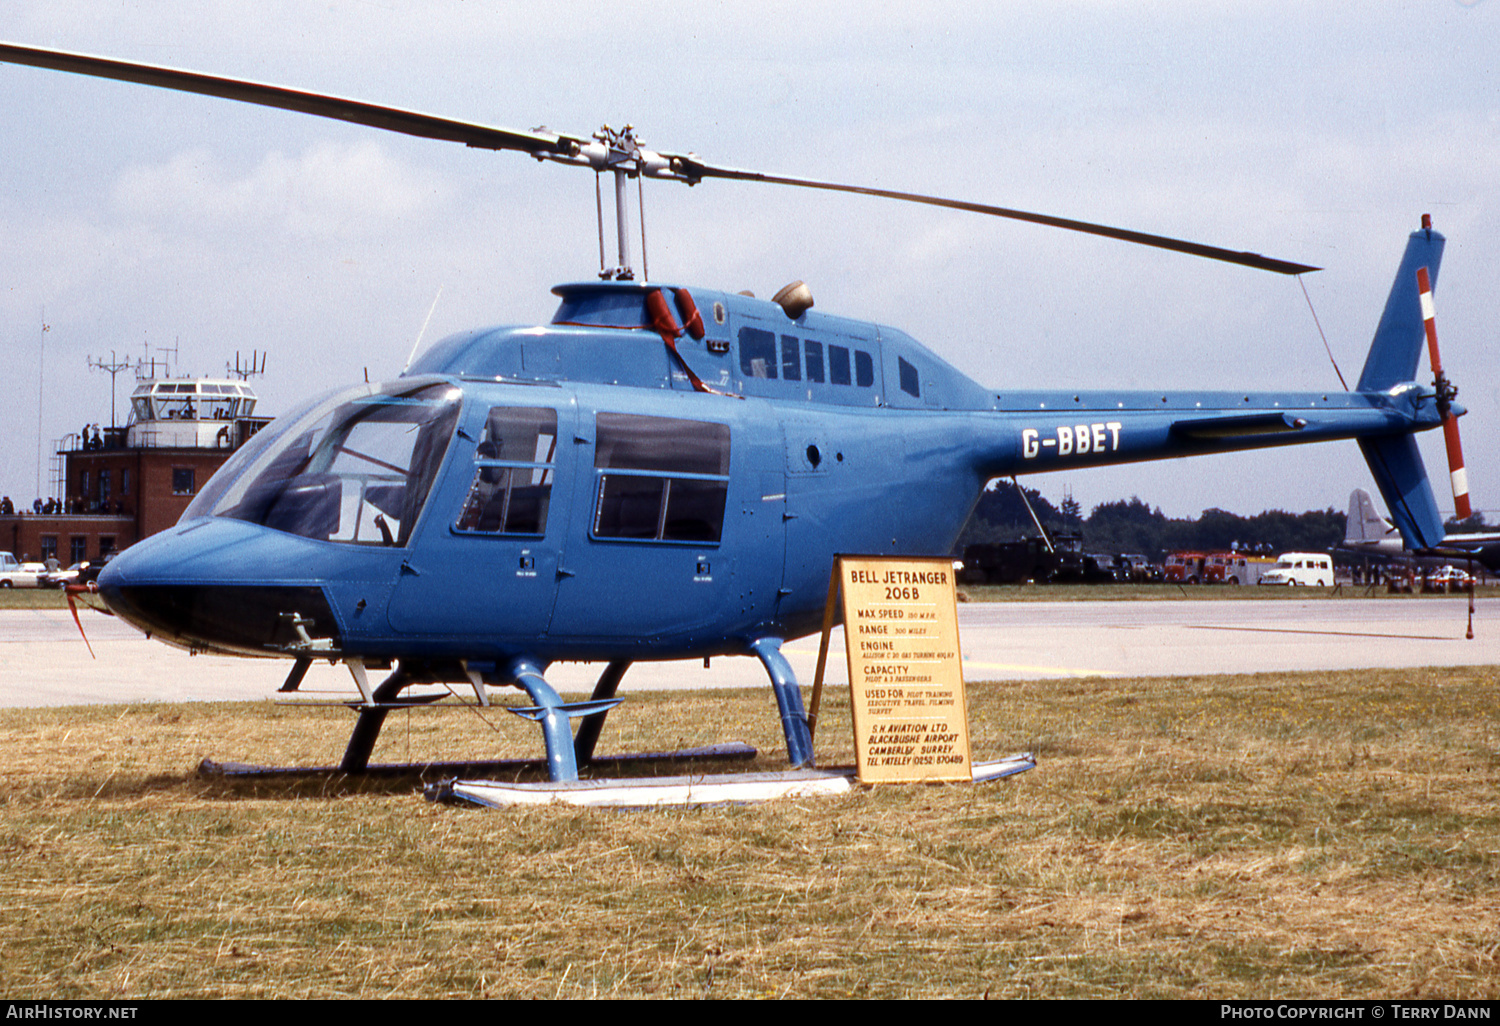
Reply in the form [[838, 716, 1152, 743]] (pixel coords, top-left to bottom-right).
[[110, 140, 451, 238]]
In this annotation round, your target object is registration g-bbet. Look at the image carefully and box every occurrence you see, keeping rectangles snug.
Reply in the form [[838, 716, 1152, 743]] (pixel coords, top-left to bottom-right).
[[1021, 421, 1123, 460]]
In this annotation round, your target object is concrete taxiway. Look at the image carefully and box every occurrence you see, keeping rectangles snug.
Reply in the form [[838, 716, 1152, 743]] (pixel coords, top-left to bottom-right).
[[2, 596, 1497, 709]]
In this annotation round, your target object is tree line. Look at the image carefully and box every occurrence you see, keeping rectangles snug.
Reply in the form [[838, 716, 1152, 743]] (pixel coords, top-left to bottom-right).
[[956, 484, 1346, 559]]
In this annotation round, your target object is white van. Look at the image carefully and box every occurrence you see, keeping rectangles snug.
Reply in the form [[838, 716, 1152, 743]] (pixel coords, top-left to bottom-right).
[[1258, 552, 1333, 587]]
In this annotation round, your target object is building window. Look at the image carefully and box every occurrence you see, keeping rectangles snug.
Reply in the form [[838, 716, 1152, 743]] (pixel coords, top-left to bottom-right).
[[121, 468, 130, 496], [172, 468, 196, 495], [100, 470, 111, 501], [99, 536, 116, 558], [70, 537, 87, 563], [40, 536, 57, 562]]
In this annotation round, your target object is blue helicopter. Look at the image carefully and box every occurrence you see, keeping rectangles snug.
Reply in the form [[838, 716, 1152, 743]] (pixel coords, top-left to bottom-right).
[[0, 43, 1464, 782]]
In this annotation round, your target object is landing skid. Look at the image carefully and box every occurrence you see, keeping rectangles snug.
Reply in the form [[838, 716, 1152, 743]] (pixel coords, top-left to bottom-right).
[[198, 741, 758, 780], [429, 754, 1038, 809], [309, 645, 819, 784]]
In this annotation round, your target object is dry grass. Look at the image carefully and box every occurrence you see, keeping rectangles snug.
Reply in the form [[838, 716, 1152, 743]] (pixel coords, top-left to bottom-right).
[[1, 665, 1497, 999]]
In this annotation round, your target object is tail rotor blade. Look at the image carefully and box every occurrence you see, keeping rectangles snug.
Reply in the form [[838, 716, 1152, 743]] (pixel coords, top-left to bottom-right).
[[1417, 264, 1471, 520]]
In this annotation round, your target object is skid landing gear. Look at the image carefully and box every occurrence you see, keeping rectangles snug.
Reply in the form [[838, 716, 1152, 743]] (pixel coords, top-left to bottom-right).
[[201, 658, 756, 781], [748, 637, 814, 768]]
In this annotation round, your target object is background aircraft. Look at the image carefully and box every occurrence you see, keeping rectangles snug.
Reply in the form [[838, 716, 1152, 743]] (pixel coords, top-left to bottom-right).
[[1342, 488, 1500, 573]]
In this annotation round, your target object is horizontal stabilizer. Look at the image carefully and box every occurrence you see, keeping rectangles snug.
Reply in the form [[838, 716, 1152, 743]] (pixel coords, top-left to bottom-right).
[[1358, 436, 1445, 550]]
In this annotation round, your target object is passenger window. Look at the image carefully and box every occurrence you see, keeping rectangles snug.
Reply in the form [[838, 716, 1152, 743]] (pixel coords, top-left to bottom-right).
[[593, 413, 731, 543], [899, 357, 920, 397], [781, 336, 801, 381], [455, 407, 557, 536], [829, 345, 851, 385], [855, 350, 874, 388], [804, 340, 825, 383], [739, 327, 777, 379]]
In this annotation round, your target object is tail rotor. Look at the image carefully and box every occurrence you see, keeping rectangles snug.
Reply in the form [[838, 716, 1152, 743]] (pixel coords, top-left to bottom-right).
[[1416, 252, 1471, 520]]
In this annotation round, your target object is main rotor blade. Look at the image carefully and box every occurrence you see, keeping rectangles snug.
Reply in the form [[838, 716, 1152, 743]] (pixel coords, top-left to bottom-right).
[[0, 41, 577, 157], [665, 157, 1320, 275], [2, 40, 1318, 275]]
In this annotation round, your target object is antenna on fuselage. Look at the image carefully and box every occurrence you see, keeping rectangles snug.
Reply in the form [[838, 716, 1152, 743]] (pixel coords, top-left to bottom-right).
[[404, 285, 444, 374]]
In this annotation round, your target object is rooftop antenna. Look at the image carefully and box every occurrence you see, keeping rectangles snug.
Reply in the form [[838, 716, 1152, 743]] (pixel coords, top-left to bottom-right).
[[35, 310, 48, 501], [227, 350, 267, 381], [135, 340, 181, 381], [88, 350, 134, 427]]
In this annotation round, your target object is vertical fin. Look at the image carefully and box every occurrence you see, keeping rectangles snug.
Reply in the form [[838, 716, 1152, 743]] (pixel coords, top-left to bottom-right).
[[1358, 436, 1445, 550], [1345, 489, 1396, 546], [1356, 222, 1445, 392]]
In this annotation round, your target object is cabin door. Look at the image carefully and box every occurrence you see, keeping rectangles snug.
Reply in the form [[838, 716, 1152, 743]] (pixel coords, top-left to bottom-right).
[[387, 401, 571, 638]]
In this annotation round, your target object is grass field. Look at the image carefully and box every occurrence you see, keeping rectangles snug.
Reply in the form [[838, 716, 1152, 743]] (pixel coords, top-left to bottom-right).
[[2, 664, 1497, 998]]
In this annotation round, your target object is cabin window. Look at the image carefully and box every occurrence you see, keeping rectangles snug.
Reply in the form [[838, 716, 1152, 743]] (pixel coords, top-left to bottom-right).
[[829, 345, 851, 385], [454, 407, 557, 536], [781, 336, 801, 381], [739, 327, 777, 379], [899, 357, 920, 397], [204, 380, 462, 547], [855, 350, 875, 388], [551, 291, 648, 328], [804, 340, 825, 383], [592, 413, 730, 543]]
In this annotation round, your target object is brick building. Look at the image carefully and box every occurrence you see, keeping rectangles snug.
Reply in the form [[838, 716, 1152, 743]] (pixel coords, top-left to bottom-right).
[[1, 378, 270, 565]]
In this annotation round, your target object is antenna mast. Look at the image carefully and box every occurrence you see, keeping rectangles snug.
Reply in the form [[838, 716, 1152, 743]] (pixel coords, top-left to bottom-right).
[[88, 351, 135, 427], [226, 350, 267, 381]]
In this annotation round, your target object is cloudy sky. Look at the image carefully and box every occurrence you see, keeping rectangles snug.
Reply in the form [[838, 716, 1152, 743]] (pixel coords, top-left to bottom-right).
[[2, 1, 1496, 524]]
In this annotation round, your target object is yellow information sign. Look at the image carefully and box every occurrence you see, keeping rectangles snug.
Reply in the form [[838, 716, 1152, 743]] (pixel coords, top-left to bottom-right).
[[836, 555, 972, 783]]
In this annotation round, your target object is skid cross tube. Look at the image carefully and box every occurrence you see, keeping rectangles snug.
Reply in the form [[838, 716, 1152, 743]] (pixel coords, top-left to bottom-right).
[[339, 666, 412, 773], [573, 660, 631, 764]]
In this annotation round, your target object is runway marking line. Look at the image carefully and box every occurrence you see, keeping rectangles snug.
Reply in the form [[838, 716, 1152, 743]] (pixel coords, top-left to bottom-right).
[[1185, 625, 1460, 642]]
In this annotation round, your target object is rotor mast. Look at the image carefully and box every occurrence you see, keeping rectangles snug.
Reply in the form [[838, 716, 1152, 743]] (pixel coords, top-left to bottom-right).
[[569, 125, 664, 281]]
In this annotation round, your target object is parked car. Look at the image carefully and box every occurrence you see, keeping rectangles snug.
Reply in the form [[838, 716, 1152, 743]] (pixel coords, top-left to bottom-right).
[[1423, 565, 1473, 593], [41, 561, 91, 588], [1258, 552, 1334, 587], [0, 552, 46, 588], [1112, 554, 1162, 583]]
